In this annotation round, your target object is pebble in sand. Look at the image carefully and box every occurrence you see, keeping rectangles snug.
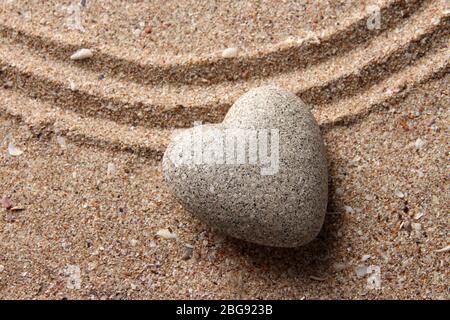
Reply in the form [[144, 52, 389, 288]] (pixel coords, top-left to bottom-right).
[[70, 48, 93, 60], [163, 86, 328, 247]]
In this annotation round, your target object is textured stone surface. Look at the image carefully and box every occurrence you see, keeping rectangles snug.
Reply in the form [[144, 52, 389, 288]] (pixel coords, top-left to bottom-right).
[[162, 86, 328, 247]]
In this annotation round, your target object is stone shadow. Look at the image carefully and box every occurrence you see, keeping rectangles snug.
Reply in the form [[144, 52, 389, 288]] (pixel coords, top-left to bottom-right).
[[216, 145, 346, 296]]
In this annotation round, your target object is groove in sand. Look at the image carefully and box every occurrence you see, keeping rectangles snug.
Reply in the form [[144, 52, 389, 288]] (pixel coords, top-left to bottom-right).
[[1, 45, 447, 158], [1, 0, 447, 129], [0, 0, 447, 159], [0, 0, 426, 85]]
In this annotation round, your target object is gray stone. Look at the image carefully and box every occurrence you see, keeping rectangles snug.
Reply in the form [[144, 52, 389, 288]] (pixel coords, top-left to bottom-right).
[[162, 86, 328, 247]]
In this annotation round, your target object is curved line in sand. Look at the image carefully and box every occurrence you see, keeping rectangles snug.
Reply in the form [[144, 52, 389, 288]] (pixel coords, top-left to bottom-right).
[[1, 48, 447, 159], [0, 0, 447, 158], [318, 51, 449, 130], [1, 3, 447, 130], [0, 0, 427, 86]]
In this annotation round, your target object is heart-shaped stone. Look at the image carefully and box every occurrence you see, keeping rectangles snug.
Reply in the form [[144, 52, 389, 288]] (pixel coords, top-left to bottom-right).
[[162, 86, 328, 247]]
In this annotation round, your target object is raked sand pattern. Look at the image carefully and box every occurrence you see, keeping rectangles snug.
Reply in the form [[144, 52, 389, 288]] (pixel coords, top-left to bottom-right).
[[0, 0, 448, 299]]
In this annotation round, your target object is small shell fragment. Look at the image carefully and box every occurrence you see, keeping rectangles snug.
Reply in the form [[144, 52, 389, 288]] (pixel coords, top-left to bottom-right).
[[8, 142, 24, 156], [394, 190, 405, 198], [70, 48, 93, 60], [56, 136, 67, 149], [221, 47, 239, 58], [156, 228, 177, 240], [414, 138, 426, 150], [414, 211, 424, 220], [10, 206, 25, 212], [361, 254, 371, 262]]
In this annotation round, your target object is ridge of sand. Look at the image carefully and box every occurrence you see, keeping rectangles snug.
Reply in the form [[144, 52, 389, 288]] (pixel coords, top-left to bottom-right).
[[0, 45, 447, 158], [0, 0, 427, 85], [0, 0, 447, 130]]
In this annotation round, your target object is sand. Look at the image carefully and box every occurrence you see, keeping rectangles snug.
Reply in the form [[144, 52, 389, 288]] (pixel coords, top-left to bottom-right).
[[0, 0, 448, 299], [1, 0, 368, 57]]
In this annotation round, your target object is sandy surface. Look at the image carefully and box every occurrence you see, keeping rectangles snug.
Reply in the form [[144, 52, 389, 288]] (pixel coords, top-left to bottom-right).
[[0, 0, 448, 299], [2, 0, 368, 57]]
